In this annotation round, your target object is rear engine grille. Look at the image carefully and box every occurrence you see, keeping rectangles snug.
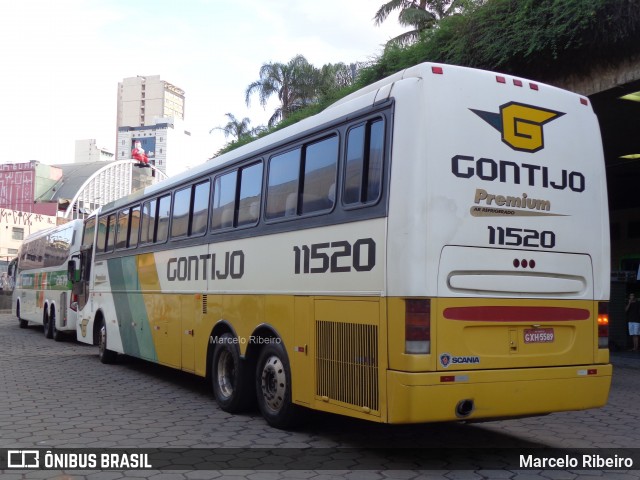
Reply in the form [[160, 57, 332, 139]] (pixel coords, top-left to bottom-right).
[[316, 320, 379, 413]]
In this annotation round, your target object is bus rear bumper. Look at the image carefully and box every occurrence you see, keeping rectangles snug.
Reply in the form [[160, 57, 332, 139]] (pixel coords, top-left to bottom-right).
[[386, 364, 612, 424]]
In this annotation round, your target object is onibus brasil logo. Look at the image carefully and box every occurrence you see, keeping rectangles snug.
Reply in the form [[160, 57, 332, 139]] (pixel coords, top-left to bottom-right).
[[471, 102, 565, 153]]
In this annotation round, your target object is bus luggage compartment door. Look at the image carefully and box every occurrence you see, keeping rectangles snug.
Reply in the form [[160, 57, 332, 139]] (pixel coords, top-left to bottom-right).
[[435, 246, 595, 370]]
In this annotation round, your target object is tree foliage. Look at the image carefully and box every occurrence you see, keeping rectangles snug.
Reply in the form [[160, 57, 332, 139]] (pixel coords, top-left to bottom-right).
[[214, 0, 640, 158], [244, 55, 358, 128], [210, 113, 256, 140], [361, 0, 640, 84], [374, 0, 485, 44]]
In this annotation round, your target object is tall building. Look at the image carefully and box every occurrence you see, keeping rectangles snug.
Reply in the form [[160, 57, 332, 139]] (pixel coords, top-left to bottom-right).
[[116, 117, 193, 177], [116, 75, 185, 128], [116, 75, 188, 176]]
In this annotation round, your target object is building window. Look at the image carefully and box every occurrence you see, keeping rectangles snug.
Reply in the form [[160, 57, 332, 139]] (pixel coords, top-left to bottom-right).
[[12, 228, 24, 240], [8, 248, 18, 255]]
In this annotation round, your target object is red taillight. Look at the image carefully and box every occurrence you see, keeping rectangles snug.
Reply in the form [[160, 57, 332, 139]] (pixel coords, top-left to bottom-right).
[[70, 293, 79, 312], [597, 301, 609, 349], [405, 299, 430, 354], [431, 66, 443, 74]]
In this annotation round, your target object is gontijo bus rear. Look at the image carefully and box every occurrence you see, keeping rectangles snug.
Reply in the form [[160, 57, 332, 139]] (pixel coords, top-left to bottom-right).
[[75, 63, 611, 427], [377, 63, 610, 422]]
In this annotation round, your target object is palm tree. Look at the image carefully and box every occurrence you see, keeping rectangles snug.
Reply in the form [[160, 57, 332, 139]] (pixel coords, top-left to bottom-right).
[[375, 0, 483, 45], [210, 113, 254, 141], [245, 55, 318, 127]]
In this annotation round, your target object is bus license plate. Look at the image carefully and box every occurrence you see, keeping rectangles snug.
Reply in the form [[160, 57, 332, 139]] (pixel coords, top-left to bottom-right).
[[524, 328, 554, 344]]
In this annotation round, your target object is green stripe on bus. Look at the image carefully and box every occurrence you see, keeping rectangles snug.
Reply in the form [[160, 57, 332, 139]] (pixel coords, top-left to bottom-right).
[[108, 256, 158, 362]]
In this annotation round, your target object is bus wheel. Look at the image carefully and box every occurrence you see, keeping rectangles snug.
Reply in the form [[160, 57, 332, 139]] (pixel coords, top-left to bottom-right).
[[17, 303, 27, 329], [51, 310, 63, 342], [43, 309, 53, 339], [212, 333, 252, 413], [98, 320, 117, 364], [255, 342, 301, 429]]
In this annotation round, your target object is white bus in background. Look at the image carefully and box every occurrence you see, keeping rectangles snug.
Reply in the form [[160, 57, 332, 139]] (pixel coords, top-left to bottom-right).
[[12, 219, 84, 341]]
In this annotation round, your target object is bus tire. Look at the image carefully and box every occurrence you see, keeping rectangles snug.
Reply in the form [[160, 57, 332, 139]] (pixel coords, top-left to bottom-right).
[[212, 333, 253, 413], [98, 320, 117, 364], [17, 303, 27, 329], [43, 309, 53, 339], [51, 309, 63, 342], [255, 342, 301, 429]]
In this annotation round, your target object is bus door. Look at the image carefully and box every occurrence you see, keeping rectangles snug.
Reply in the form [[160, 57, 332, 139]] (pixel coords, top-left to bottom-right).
[[72, 246, 92, 312], [181, 295, 197, 372]]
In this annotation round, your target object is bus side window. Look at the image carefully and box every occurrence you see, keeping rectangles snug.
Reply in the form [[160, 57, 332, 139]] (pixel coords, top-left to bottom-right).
[[344, 118, 385, 206], [301, 135, 338, 215], [156, 195, 171, 243], [96, 215, 108, 252], [140, 200, 155, 244], [129, 206, 141, 248], [171, 187, 191, 238], [83, 217, 96, 249], [191, 180, 211, 235], [266, 149, 301, 219], [237, 162, 263, 227], [115, 209, 130, 249], [105, 214, 117, 252], [211, 171, 238, 230]]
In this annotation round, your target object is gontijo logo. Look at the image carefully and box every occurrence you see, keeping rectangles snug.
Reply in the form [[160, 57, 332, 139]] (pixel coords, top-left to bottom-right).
[[471, 102, 565, 153]]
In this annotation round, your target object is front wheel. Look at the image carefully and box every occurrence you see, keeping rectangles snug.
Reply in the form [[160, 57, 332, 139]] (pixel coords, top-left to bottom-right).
[[211, 333, 254, 412], [255, 342, 302, 429], [98, 320, 117, 364]]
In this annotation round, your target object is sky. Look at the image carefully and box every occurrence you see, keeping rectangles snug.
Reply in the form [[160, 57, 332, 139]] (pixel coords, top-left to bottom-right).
[[0, 0, 405, 174]]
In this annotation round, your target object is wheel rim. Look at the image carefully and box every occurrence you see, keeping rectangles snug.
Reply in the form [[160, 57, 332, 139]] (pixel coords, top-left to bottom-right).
[[99, 324, 107, 355], [260, 355, 286, 414], [216, 350, 235, 399]]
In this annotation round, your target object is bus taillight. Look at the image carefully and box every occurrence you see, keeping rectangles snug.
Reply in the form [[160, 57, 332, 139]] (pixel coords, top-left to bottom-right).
[[405, 299, 431, 354], [597, 301, 609, 349], [70, 293, 79, 312]]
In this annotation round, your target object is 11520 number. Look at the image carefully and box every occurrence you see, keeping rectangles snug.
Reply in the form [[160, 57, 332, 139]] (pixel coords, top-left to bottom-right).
[[487, 226, 556, 249], [293, 238, 376, 274]]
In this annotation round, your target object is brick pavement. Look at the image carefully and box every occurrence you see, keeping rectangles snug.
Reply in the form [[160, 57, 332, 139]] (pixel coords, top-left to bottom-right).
[[0, 313, 639, 479]]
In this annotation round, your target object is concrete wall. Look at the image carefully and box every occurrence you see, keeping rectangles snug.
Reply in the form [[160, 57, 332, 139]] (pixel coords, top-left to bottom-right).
[[549, 54, 640, 96]]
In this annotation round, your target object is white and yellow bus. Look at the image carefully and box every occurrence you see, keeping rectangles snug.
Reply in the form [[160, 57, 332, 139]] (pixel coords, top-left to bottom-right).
[[13, 219, 84, 341], [74, 63, 611, 428]]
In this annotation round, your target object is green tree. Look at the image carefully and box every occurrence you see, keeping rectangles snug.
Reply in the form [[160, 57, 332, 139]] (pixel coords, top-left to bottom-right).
[[374, 0, 484, 44], [245, 55, 316, 127], [245, 56, 360, 128], [210, 113, 256, 141]]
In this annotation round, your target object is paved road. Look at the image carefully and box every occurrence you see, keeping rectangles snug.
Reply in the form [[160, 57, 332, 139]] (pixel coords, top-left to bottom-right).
[[0, 312, 639, 479]]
